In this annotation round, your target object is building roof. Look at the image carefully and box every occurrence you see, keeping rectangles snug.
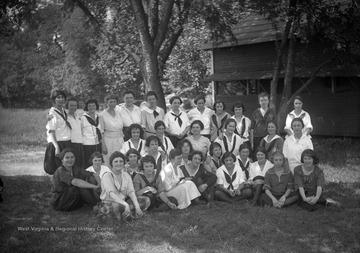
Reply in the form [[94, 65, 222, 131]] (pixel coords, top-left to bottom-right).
[[202, 14, 284, 50]]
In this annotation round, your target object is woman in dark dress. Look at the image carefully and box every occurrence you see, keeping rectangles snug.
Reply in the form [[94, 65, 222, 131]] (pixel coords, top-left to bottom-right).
[[51, 148, 100, 211]]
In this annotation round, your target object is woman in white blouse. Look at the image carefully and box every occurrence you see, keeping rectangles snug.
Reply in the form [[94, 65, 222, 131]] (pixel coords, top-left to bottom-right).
[[248, 147, 273, 205], [283, 118, 313, 173], [120, 123, 146, 157], [284, 96, 313, 136], [187, 95, 213, 139], [141, 91, 165, 138], [81, 99, 102, 169], [164, 96, 190, 147]]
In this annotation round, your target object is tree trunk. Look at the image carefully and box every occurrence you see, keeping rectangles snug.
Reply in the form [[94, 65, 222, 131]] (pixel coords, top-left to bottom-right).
[[277, 25, 296, 130], [269, 19, 292, 111], [141, 52, 167, 111]]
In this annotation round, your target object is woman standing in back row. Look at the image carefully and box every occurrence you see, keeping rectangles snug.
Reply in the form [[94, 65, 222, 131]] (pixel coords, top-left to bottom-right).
[[250, 92, 276, 151], [44, 89, 72, 175], [187, 95, 213, 140], [164, 96, 190, 147], [100, 94, 124, 166], [284, 96, 313, 136]]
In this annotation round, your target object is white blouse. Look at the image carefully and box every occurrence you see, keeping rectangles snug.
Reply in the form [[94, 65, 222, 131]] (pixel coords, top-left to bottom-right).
[[187, 107, 213, 135], [216, 164, 245, 190], [284, 109, 313, 134], [283, 134, 313, 173]]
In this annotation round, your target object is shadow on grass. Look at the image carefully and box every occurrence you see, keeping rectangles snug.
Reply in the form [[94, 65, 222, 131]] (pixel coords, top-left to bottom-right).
[[1, 176, 360, 253]]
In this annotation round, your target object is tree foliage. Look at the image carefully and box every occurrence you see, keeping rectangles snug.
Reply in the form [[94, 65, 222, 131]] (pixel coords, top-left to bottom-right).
[[248, 0, 360, 127]]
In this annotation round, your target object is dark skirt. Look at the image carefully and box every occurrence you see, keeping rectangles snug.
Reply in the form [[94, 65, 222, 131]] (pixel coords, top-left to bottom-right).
[[83, 144, 102, 169], [44, 140, 72, 175], [71, 142, 84, 169]]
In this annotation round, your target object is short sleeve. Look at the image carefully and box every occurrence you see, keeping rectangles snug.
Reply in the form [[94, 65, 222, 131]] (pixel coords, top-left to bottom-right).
[[46, 111, 57, 131], [216, 168, 224, 185], [286, 173, 294, 190], [124, 173, 135, 196], [101, 173, 118, 195], [316, 167, 325, 188], [155, 177, 165, 193], [263, 172, 272, 191], [99, 113, 105, 133], [132, 174, 143, 192]]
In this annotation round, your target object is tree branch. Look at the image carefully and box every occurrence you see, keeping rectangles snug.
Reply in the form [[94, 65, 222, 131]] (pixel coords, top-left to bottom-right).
[[288, 56, 335, 105], [148, 0, 159, 40], [73, 0, 140, 65], [130, 0, 154, 52], [158, 0, 192, 72], [153, 0, 175, 53]]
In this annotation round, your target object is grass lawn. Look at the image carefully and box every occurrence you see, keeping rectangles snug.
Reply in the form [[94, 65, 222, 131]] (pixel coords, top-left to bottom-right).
[[0, 109, 360, 252]]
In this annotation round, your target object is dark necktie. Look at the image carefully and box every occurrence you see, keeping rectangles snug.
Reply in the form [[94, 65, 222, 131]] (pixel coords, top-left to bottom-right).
[[171, 112, 183, 127]]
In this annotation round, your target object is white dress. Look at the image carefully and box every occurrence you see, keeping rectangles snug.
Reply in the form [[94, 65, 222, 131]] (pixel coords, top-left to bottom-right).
[[99, 110, 124, 166], [160, 163, 201, 209]]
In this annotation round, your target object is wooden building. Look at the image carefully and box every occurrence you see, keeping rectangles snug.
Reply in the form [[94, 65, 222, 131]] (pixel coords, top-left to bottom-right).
[[202, 14, 360, 137]]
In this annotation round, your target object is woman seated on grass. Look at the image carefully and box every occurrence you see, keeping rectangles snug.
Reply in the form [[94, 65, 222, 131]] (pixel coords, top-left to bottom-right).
[[248, 147, 273, 205], [179, 151, 217, 207], [260, 151, 299, 208], [124, 148, 141, 179], [204, 142, 223, 175], [133, 155, 178, 211], [85, 151, 112, 205], [100, 151, 149, 221], [294, 149, 340, 211], [236, 144, 252, 183], [235, 144, 253, 203], [215, 152, 253, 204], [51, 148, 100, 212], [160, 149, 201, 209]]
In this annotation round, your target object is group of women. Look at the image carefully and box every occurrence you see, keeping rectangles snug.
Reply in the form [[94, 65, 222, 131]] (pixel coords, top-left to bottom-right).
[[46, 89, 338, 219]]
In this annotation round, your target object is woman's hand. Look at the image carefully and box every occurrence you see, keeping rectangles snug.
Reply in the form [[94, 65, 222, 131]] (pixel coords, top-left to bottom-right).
[[198, 184, 208, 193], [308, 196, 319, 205], [147, 186, 157, 194], [272, 198, 280, 207], [102, 144, 108, 155], [278, 195, 286, 204], [135, 208, 144, 218], [234, 188, 242, 195], [167, 201, 177, 210], [302, 196, 312, 203], [228, 190, 236, 197], [55, 146, 61, 157]]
